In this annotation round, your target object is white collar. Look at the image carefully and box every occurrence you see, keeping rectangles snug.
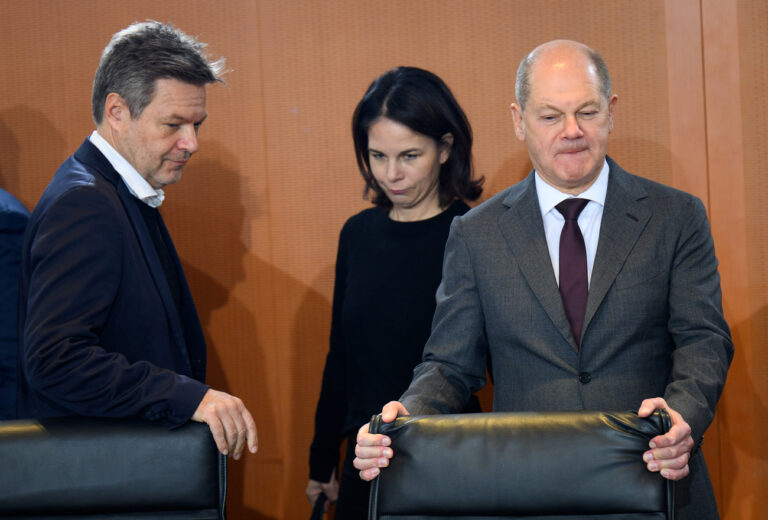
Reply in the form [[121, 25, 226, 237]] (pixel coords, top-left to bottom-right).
[[89, 130, 165, 208], [535, 159, 609, 216]]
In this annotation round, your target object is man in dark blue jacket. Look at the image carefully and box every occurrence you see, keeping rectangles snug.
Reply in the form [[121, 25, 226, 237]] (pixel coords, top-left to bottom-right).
[[17, 21, 257, 460]]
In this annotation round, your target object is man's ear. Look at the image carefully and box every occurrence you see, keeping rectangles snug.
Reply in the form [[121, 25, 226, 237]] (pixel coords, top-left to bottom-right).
[[607, 94, 618, 133], [104, 92, 130, 130], [438, 133, 454, 164], [509, 103, 526, 141]]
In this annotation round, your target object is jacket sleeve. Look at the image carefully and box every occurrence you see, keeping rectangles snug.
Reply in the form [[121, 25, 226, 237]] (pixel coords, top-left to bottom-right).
[[663, 196, 733, 442], [400, 217, 489, 415]]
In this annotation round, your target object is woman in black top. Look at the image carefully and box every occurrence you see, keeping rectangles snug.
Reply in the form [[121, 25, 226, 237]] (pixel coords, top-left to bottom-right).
[[307, 67, 483, 519]]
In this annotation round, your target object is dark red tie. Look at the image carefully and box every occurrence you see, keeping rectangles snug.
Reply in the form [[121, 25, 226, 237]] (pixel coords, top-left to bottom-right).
[[556, 198, 589, 347]]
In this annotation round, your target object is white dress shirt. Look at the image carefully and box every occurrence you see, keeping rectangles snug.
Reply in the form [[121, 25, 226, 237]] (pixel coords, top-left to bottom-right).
[[89, 130, 165, 208], [535, 160, 609, 287]]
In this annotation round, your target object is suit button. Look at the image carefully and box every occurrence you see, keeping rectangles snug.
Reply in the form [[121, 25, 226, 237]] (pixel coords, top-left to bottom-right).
[[579, 372, 591, 384]]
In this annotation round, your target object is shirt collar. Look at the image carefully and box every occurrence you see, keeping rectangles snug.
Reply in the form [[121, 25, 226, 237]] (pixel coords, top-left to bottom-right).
[[89, 130, 165, 208], [535, 159, 609, 217]]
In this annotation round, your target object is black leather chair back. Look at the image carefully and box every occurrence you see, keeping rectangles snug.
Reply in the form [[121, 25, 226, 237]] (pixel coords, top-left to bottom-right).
[[368, 410, 674, 520], [0, 417, 226, 519]]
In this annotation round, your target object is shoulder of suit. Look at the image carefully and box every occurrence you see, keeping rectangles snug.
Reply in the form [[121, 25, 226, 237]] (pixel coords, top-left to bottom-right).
[[458, 178, 528, 225], [29, 150, 124, 225], [608, 158, 703, 209]]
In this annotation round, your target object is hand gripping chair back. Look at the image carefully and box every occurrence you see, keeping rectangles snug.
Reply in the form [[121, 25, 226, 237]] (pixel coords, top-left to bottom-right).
[[368, 410, 675, 520]]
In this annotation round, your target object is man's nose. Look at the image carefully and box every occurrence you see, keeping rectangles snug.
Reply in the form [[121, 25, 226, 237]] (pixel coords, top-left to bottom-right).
[[562, 115, 584, 139], [177, 126, 199, 154]]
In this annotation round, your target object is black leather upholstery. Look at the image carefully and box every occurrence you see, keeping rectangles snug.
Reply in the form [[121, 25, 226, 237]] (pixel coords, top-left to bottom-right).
[[0, 417, 226, 519], [368, 411, 674, 520]]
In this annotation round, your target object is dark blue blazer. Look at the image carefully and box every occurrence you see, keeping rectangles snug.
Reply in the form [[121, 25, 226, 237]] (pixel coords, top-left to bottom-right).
[[0, 188, 30, 419], [17, 139, 208, 427]]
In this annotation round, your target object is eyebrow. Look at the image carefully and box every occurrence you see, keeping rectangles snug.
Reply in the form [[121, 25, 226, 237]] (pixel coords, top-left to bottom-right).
[[536, 100, 601, 112], [368, 147, 422, 154], [166, 113, 208, 124]]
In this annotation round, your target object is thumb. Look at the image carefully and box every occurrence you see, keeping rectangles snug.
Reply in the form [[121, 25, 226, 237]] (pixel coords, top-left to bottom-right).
[[381, 401, 409, 422]]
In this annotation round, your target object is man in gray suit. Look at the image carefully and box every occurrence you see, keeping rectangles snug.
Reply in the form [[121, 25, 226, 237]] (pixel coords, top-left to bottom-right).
[[353, 40, 732, 518]]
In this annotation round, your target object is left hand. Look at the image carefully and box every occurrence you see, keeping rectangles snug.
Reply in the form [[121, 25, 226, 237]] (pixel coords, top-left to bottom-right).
[[191, 388, 258, 460], [637, 397, 694, 480]]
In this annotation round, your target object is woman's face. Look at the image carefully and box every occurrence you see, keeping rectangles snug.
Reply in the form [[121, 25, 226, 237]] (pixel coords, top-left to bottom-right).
[[367, 117, 451, 220]]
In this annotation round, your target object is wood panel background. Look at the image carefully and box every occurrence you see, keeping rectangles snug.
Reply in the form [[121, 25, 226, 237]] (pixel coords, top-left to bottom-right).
[[0, 1, 764, 518]]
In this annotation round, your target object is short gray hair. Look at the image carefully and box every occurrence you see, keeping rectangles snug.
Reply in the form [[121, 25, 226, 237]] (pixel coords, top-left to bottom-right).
[[515, 42, 611, 110], [92, 21, 224, 124]]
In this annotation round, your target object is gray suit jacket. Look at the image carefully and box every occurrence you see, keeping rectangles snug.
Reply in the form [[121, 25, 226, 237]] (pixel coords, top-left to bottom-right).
[[400, 157, 733, 518]]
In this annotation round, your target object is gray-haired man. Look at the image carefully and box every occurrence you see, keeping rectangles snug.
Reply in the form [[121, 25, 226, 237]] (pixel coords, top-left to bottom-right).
[[18, 22, 257, 459]]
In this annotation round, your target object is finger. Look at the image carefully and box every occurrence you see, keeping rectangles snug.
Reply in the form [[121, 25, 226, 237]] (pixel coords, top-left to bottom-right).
[[206, 415, 229, 456], [650, 415, 692, 448], [244, 411, 258, 454], [381, 401, 408, 422], [217, 405, 239, 457], [652, 423, 692, 448], [646, 435, 694, 462], [644, 448, 690, 472], [660, 463, 690, 481], [359, 466, 382, 481], [354, 444, 393, 462], [225, 402, 249, 460], [230, 424, 246, 461], [637, 397, 667, 417], [356, 432, 391, 447], [322, 474, 339, 502], [352, 450, 389, 471]]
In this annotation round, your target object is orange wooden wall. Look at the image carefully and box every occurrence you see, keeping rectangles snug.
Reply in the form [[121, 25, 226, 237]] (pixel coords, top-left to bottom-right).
[[0, 1, 765, 518]]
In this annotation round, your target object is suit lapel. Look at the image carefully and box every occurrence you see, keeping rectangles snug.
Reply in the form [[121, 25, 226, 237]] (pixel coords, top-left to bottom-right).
[[74, 140, 191, 364], [498, 173, 577, 349], [583, 158, 651, 335]]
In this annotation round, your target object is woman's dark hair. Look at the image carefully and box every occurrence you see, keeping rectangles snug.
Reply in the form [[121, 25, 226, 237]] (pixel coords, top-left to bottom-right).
[[352, 66, 483, 209]]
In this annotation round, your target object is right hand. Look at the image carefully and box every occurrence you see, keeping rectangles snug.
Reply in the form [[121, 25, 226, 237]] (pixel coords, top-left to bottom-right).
[[191, 388, 258, 460], [353, 401, 409, 481], [305, 472, 339, 511]]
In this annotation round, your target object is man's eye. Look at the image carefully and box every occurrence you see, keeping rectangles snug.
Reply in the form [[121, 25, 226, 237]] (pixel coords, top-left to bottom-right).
[[404, 153, 419, 160], [166, 124, 179, 129]]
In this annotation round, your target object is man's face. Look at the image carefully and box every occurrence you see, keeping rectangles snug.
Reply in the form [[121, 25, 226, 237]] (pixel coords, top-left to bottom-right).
[[511, 47, 617, 195], [113, 78, 207, 189]]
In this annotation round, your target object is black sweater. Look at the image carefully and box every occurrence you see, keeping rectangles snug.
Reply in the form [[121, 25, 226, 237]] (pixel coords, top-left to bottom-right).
[[309, 201, 469, 481]]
